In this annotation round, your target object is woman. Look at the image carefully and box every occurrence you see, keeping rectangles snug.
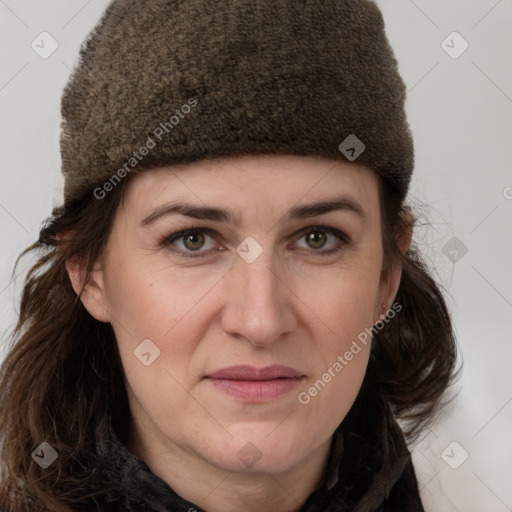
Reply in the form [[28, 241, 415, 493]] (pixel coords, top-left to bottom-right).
[[0, 1, 458, 511]]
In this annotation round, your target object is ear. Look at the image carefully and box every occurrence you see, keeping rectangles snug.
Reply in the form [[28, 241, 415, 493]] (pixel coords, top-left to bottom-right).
[[58, 231, 111, 323], [373, 208, 414, 324]]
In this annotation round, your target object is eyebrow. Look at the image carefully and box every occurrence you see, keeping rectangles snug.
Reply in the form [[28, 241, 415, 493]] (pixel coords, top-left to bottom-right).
[[141, 194, 366, 228]]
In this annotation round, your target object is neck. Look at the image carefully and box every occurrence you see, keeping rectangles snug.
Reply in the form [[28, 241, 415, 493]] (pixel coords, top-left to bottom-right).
[[126, 414, 332, 512]]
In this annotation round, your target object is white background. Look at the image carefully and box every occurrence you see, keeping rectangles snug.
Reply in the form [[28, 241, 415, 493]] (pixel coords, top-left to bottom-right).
[[1, 1, 511, 510]]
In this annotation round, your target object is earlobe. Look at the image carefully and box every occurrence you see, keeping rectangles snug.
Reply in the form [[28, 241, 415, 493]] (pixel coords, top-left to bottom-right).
[[65, 255, 111, 323]]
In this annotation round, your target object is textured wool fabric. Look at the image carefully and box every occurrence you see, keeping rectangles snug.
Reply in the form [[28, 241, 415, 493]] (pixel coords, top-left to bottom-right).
[[93, 377, 425, 511], [60, 0, 414, 207]]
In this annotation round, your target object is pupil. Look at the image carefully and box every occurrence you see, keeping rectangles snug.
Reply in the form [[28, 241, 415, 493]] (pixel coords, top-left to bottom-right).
[[308, 231, 326, 248], [185, 232, 203, 250]]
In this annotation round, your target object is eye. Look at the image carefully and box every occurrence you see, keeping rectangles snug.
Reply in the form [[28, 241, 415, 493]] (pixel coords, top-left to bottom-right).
[[293, 226, 350, 255], [162, 228, 218, 257], [161, 225, 351, 258]]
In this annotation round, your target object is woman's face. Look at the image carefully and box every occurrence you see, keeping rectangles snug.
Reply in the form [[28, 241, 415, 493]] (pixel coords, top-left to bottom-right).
[[75, 154, 402, 474]]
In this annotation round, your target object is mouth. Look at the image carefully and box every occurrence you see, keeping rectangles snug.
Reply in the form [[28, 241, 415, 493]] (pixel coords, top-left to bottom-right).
[[204, 365, 305, 403]]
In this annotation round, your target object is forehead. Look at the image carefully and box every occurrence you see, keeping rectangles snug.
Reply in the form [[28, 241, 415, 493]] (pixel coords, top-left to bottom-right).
[[121, 154, 381, 222]]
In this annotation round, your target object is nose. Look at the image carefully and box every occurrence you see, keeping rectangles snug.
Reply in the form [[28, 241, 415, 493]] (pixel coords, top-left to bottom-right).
[[220, 249, 297, 347]]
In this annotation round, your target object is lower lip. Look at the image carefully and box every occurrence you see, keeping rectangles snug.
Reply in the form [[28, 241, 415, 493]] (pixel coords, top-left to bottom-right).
[[206, 377, 303, 402]]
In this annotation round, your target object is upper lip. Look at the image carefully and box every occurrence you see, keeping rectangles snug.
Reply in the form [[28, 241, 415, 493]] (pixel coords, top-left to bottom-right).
[[206, 365, 304, 381]]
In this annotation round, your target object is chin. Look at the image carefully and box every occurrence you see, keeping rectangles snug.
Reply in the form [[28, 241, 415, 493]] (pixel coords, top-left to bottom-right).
[[213, 448, 304, 475], [200, 427, 316, 475]]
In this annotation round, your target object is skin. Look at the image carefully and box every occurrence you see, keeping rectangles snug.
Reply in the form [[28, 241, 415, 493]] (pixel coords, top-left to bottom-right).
[[66, 154, 412, 512]]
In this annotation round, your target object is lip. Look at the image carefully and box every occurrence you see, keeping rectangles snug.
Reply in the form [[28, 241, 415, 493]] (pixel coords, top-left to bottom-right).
[[205, 365, 305, 402]]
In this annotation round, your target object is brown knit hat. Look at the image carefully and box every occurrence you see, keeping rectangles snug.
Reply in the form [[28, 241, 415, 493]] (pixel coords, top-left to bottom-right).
[[60, 0, 414, 206]]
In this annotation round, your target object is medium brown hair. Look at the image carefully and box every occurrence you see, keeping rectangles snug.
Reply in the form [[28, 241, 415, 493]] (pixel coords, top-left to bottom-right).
[[0, 169, 459, 511]]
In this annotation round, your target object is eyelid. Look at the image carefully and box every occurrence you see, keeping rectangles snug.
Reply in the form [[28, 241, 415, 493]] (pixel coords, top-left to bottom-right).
[[160, 224, 351, 258]]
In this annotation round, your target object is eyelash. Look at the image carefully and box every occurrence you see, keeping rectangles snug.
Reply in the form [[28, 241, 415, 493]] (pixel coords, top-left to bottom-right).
[[160, 225, 352, 259]]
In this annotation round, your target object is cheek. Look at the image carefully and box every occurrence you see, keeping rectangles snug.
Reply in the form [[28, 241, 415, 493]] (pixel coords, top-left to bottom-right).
[[292, 251, 381, 422], [295, 280, 375, 437], [304, 251, 382, 350], [102, 254, 232, 394], [103, 261, 220, 435], [104, 255, 217, 337]]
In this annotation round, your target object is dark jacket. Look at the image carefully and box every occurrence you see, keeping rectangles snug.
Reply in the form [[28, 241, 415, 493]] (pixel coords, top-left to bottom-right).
[[96, 380, 425, 512]]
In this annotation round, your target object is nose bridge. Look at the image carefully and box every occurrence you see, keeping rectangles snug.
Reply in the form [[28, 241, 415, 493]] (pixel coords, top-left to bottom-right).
[[222, 243, 295, 345], [242, 251, 280, 307]]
